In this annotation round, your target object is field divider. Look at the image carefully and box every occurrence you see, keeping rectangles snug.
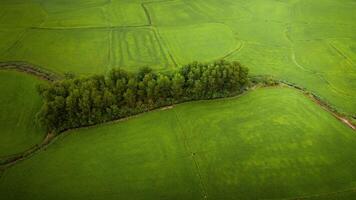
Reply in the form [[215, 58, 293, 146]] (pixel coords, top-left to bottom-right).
[[280, 82, 355, 130], [141, 3, 152, 26], [0, 132, 55, 170], [253, 76, 356, 130], [152, 28, 178, 67], [221, 41, 245, 60], [173, 109, 209, 199], [30, 24, 151, 31], [328, 42, 355, 67], [284, 27, 355, 98], [0, 61, 61, 81], [2, 29, 29, 55], [140, 0, 179, 67]]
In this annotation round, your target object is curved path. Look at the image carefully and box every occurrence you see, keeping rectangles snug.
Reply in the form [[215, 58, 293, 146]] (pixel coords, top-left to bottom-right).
[[0, 62, 61, 81]]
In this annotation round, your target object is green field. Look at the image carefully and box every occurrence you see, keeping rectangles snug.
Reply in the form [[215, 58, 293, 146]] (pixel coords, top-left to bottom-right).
[[0, 0, 355, 199], [0, 0, 355, 115], [0, 88, 355, 199], [0, 70, 45, 158]]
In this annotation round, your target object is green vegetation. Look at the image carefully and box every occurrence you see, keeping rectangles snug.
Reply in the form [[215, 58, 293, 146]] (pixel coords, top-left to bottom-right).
[[0, 0, 355, 199], [37, 60, 248, 132], [1, 88, 355, 200], [158, 23, 238, 64], [0, 70, 45, 157], [1, 0, 354, 116]]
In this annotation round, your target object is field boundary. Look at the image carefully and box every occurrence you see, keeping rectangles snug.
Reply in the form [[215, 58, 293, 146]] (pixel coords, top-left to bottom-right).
[[152, 28, 178, 67], [141, 1, 179, 67], [30, 25, 151, 31], [278, 80, 356, 130], [0, 133, 55, 168], [0, 62, 61, 81], [141, 3, 152, 26], [173, 109, 209, 199], [221, 41, 245, 60]]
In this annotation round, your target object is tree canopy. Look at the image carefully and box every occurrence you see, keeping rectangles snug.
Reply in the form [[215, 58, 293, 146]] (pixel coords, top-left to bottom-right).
[[37, 60, 249, 133]]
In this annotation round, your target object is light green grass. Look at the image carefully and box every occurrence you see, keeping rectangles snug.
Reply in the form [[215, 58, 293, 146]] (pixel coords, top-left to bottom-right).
[[40, 7, 109, 28], [0, 70, 46, 158], [104, 1, 148, 27], [146, 0, 211, 26], [222, 0, 356, 114], [38, 0, 109, 13], [158, 23, 238, 65], [39, 1, 147, 28], [111, 27, 174, 71], [0, 87, 355, 200], [1, 29, 110, 75]]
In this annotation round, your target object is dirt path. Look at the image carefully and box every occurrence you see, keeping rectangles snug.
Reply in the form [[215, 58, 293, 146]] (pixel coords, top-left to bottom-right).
[[0, 62, 60, 81], [279, 81, 356, 130], [309, 94, 355, 130]]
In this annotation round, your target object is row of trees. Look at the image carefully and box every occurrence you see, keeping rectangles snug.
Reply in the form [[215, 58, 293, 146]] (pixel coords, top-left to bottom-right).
[[37, 60, 249, 133]]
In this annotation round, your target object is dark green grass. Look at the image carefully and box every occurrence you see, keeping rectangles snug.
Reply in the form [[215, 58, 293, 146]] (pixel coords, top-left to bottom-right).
[[0, 70, 46, 157], [0, 88, 355, 200]]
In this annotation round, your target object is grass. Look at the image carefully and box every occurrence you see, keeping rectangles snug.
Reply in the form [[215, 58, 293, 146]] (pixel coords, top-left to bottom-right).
[[0, 1, 355, 198], [40, 1, 147, 27], [0, 87, 355, 200], [158, 23, 238, 65], [0, 70, 46, 158], [111, 27, 174, 71], [0, 0, 354, 116], [0, 2, 45, 28], [1, 28, 111, 75]]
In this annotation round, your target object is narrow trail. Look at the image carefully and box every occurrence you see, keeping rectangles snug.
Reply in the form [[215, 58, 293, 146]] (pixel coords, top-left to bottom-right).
[[0, 133, 55, 168], [152, 28, 178, 67], [329, 42, 355, 67], [141, 1, 179, 67], [284, 27, 354, 97], [221, 41, 245, 60], [2, 30, 29, 55], [140, 3, 152, 26], [173, 109, 209, 199], [0, 62, 61, 81], [280, 81, 355, 130], [30, 25, 151, 31]]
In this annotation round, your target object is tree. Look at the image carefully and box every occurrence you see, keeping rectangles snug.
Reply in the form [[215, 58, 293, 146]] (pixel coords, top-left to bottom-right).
[[155, 74, 171, 101], [137, 66, 153, 81], [37, 60, 249, 133], [124, 88, 136, 107], [171, 73, 185, 100]]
